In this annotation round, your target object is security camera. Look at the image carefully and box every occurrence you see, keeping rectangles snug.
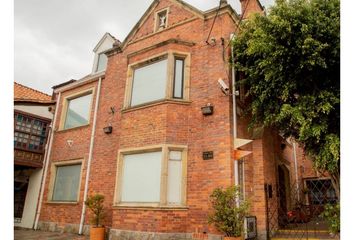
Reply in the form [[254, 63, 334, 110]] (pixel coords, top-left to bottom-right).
[[218, 78, 229, 94]]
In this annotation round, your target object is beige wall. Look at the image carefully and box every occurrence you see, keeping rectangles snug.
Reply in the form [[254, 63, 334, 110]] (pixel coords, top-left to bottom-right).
[[15, 169, 43, 228], [14, 104, 53, 119]]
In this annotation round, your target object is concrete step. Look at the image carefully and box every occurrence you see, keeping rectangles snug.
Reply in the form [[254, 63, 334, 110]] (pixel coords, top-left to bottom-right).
[[271, 229, 339, 240]]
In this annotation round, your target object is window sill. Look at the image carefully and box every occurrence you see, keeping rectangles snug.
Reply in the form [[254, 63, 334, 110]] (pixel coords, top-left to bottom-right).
[[45, 201, 79, 205], [122, 99, 191, 113], [56, 124, 90, 133], [113, 204, 189, 211]]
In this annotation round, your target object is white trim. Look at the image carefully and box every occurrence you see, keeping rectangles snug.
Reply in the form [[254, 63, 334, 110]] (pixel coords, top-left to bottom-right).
[[79, 77, 102, 234], [293, 142, 300, 201], [93, 33, 115, 52]]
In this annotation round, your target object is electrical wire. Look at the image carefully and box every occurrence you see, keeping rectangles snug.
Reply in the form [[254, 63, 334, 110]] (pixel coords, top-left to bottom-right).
[[205, 0, 223, 45], [224, 0, 251, 50]]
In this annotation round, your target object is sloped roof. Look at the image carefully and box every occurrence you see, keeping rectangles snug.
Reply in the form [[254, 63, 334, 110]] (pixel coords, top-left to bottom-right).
[[14, 82, 53, 103], [93, 32, 121, 52]]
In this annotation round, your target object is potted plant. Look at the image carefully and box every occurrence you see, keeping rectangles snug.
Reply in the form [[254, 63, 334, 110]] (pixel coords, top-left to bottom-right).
[[85, 193, 106, 240], [208, 186, 249, 240]]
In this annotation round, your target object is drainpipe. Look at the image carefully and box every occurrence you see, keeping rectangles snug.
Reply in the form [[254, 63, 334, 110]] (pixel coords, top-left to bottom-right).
[[34, 92, 61, 230], [230, 33, 240, 206], [293, 142, 300, 201], [79, 77, 102, 235]]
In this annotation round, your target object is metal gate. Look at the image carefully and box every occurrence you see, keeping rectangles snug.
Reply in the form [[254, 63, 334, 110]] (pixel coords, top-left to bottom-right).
[[265, 175, 338, 240]]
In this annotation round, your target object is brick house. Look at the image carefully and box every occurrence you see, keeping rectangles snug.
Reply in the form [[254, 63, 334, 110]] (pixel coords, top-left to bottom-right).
[[34, 0, 336, 239], [14, 82, 54, 228]]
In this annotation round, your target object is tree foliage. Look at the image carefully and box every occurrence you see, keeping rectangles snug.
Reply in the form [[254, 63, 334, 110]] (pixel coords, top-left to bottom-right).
[[232, 0, 340, 190]]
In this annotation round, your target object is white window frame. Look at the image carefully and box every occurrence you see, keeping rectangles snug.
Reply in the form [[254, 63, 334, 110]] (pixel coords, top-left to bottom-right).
[[123, 51, 191, 109], [114, 144, 187, 208]]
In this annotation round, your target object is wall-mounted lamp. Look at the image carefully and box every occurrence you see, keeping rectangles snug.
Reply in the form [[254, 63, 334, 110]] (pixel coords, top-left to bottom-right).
[[103, 125, 113, 134], [201, 103, 214, 116]]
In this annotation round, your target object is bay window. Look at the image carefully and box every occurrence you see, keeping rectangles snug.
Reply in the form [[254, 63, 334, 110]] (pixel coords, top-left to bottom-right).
[[131, 58, 168, 106], [125, 51, 190, 108], [115, 145, 187, 207], [121, 151, 162, 202]]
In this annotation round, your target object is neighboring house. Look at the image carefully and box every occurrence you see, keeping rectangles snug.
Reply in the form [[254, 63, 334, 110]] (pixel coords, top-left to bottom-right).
[[14, 82, 54, 228], [34, 0, 336, 239]]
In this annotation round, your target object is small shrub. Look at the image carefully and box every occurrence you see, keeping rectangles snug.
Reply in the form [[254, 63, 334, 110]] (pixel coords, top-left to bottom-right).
[[321, 203, 340, 234], [85, 194, 105, 227], [208, 186, 250, 237]]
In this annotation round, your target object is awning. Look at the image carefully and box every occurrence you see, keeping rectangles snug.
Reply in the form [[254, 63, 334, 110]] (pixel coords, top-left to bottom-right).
[[234, 138, 253, 148], [233, 149, 252, 160]]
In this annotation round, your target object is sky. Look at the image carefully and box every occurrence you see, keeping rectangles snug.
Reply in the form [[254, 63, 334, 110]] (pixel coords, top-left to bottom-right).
[[14, 0, 274, 94]]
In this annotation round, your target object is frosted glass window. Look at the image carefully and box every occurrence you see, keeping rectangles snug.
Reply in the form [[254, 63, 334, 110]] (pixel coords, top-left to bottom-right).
[[167, 151, 182, 204], [96, 53, 108, 72], [131, 59, 167, 106], [64, 94, 92, 129], [173, 59, 184, 98], [52, 164, 81, 201], [122, 151, 162, 202]]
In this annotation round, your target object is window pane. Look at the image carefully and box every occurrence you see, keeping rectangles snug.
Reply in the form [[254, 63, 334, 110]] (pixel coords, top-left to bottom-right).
[[96, 53, 108, 72], [52, 164, 81, 201], [131, 59, 167, 106], [167, 151, 182, 204], [173, 59, 184, 98], [122, 152, 162, 202], [64, 94, 92, 129]]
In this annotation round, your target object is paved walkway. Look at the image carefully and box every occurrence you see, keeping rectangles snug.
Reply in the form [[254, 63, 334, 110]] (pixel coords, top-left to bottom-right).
[[14, 229, 89, 240]]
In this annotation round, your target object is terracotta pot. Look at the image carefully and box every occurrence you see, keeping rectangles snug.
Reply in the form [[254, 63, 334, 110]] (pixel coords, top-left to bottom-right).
[[224, 237, 242, 240], [90, 226, 105, 240]]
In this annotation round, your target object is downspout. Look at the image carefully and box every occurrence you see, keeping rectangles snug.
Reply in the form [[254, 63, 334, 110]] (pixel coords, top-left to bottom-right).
[[293, 142, 300, 201], [34, 92, 61, 230], [79, 77, 102, 235], [230, 33, 240, 206]]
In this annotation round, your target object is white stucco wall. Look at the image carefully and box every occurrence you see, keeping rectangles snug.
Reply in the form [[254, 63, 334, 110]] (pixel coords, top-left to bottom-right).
[[14, 104, 53, 119], [14, 169, 43, 229]]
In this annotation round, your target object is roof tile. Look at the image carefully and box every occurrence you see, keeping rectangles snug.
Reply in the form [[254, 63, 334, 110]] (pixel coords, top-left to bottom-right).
[[14, 82, 52, 103]]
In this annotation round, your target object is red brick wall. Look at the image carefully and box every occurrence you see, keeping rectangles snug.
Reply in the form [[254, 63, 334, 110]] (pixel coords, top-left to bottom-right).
[[39, 0, 273, 238], [40, 81, 98, 225]]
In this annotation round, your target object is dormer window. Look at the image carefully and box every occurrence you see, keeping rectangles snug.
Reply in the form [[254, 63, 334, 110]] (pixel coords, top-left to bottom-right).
[[96, 52, 108, 72], [155, 8, 168, 32]]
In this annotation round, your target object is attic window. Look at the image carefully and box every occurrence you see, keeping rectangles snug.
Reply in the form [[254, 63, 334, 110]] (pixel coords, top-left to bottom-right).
[[155, 8, 168, 32], [96, 52, 108, 72]]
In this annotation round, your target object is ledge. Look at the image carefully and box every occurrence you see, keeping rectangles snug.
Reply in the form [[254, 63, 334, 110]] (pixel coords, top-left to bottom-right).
[[45, 201, 79, 205], [55, 124, 90, 133], [122, 99, 192, 113], [127, 38, 196, 59], [112, 205, 189, 211]]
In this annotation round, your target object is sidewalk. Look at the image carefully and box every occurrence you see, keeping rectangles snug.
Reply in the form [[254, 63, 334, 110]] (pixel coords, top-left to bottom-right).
[[14, 229, 89, 240]]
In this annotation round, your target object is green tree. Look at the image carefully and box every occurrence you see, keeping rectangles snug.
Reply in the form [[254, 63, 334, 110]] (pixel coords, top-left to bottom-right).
[[232, 0, 340, 195]]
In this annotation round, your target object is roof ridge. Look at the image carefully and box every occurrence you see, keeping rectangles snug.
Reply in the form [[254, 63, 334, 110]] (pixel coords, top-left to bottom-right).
[[14, 81, 51, 98]]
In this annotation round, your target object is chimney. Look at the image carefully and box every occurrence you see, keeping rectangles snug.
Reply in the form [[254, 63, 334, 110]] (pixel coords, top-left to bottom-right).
[[240, 0, 248, 17], [220, 0, 228, 7], [239, 0, 264, 19]]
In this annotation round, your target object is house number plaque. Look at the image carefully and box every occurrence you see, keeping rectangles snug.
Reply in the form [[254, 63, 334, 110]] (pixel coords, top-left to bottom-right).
[[203, 151, 214, 160]]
